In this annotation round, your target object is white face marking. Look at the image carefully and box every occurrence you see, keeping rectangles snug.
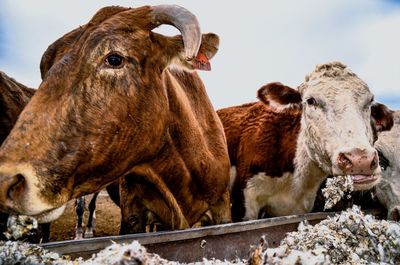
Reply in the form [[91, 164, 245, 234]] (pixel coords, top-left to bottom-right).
[[299, 63, 378, 177]]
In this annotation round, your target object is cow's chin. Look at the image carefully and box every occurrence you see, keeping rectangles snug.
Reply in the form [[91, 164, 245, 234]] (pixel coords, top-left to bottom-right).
[[351, 174, 380, 191], [32, 204, 66, 223]]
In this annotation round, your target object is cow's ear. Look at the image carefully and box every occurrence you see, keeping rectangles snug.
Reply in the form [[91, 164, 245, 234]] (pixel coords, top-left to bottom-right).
[[155, 33, 219, 71], [371, 102, 394, 132], [257, 82, 302, 111], [40, 27, 83, 79]]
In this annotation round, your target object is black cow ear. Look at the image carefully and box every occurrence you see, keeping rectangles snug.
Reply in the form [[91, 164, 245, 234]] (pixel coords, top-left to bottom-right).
[[257, 82, 302, 111], [371, 102, 394, 132]]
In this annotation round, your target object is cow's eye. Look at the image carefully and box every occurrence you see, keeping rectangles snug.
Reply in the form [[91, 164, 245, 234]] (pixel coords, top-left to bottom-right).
[[105, 53, 124, 68], [306, 97, 317, 106]]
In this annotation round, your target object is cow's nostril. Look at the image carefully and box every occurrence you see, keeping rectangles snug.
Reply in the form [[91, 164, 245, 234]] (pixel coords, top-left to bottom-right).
[[337, 149, 379, 175], [7, 174, 26, 201], [337, 152, 353, 172]]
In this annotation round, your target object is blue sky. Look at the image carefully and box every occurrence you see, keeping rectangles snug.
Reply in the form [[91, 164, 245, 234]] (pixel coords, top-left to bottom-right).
[[0, 0, 400, 110], [0, 8, 5, 60]]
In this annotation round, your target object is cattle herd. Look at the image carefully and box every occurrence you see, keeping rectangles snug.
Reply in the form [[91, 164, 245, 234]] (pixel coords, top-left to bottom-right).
[[0, 3, 399, 247]]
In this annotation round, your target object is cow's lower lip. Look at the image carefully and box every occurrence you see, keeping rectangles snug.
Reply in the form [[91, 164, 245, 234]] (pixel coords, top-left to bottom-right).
[[351, 175, 378, 184], [31, 204, 66, 223]]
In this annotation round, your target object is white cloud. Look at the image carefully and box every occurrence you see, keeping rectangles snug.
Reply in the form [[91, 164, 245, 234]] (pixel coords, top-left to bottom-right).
[[0, 0, 399, 109], [356, 14, 400, 96]]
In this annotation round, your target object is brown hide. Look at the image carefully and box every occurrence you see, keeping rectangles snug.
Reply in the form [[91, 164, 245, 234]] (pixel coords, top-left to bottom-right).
[[217, 102, 301, 221], [0, 5, 231, 230], [40, 6, 225, 232], [119, 69, 231, 232], [0, 72, 35, 144], [40, 6, 129, 79], [0, 71, 35, 240]]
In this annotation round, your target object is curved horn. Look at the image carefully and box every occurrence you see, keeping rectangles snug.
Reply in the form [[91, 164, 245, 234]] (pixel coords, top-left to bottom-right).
[[151, 5, 201, 60]]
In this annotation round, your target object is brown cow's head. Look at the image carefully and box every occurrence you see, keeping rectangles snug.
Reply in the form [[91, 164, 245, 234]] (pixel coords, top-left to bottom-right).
[[257, 62, 394, 191], [0, 5, 219, 217]]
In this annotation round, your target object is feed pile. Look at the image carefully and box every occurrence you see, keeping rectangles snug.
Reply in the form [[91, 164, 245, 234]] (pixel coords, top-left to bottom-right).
[[249, 206, 400, 264], [3, 215, 39, 241], [0, 240, 71, 265], [3, 206, 400, 264]]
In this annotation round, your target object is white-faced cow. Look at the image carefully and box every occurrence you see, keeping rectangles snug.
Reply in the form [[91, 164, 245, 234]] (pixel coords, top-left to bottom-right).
[[0, 5, 231, 232], [312, 111, 400, 219], [217, 62, 393, 221]]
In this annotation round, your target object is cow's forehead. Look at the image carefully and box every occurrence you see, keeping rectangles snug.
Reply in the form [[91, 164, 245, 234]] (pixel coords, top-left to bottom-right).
[[82, 30, 137, 57], [82, 25, 147, 53], [299, 61, 373, 102], [75, 8, 152, 56], [301, 77, 372, 101]]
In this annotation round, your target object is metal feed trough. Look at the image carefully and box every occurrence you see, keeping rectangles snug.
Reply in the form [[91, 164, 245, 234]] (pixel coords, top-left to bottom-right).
[[40, 209, 382, 263]]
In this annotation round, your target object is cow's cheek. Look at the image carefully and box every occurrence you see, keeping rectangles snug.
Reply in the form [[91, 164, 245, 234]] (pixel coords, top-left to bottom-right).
[[304, 111, 332, 161]]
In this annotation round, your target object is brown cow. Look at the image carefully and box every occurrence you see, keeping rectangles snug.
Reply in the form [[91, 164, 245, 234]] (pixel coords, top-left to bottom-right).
[[0, 71, 42, 241], [0, 72, 35, 144], [38, 9, 222, 233], [0, 5, 231, 231], [218, 62, 393, 221]]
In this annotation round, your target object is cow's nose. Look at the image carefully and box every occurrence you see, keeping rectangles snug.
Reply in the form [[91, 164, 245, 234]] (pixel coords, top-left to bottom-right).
[[336, 149, 378, 175], [0, 173, 26, 204]]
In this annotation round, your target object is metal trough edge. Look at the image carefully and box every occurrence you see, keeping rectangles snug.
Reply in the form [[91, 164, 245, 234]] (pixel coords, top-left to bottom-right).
[[41, 209, 382, 262]]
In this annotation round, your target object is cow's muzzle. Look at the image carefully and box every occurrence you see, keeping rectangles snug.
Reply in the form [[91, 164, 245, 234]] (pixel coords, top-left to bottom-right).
[[333, 148, 380, 190], [0, 164, 55, 216]]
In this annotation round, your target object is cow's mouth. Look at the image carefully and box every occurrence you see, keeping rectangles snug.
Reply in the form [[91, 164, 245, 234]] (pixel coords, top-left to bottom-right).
[[31, 204, 66, 223], [351, 174, 379, 185]]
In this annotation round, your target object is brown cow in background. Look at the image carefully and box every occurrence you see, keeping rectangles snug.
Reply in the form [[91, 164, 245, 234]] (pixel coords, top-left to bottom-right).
[[0, 71, 40, 241], [0, 72, 34, 144], [218, 62, 393, 221], [0, 5, 231, 233]]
